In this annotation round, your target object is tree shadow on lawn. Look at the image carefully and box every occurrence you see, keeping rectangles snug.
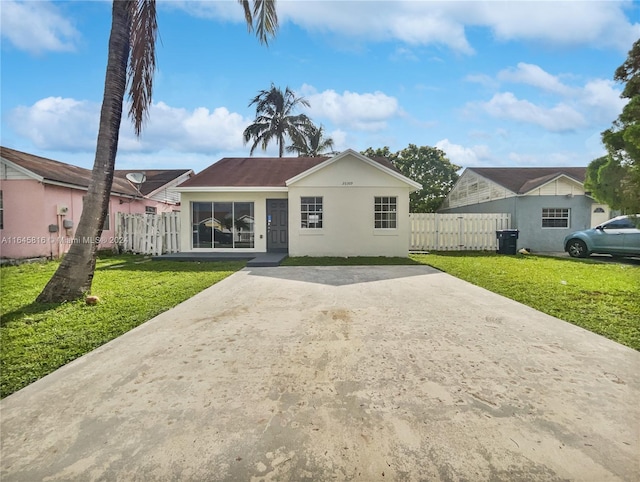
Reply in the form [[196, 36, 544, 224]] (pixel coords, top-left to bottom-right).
[[1, 301, 62, 328], [93, 259, 248, 273]]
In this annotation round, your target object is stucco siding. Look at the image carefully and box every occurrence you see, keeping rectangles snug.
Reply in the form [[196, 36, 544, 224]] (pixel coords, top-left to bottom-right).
[[440, 195, 595, 252], [288, 185, 411, 257], [1, 180, 49, 258], [287, 154, 413, 257], [1, 178, 184, 260], [178, 191, 287, 253], [515, 196, 593, 252]]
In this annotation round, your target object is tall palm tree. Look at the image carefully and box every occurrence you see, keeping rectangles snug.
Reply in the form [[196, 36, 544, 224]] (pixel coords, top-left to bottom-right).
[[286, 123, 335, 157], [243, 84, 310, 157], [37, 0, 278, 303]]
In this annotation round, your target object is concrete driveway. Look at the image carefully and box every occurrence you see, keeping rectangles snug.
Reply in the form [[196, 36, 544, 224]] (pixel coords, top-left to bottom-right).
[[1, 266, 639, 481]]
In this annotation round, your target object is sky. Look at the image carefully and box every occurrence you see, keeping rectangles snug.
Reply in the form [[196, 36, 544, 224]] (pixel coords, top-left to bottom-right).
[[1, 0, 639, 174]]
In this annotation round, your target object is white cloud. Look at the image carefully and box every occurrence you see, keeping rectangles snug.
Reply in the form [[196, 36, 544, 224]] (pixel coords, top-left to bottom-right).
[[300, 85, 400, 131], [9, 97, 251, 154], [435, 139, 490, 167], [169, 1, 639, 53], [469, 1, 639, 52], [580, 79, 627, 122], [123, 103, 249, 153], [10, 97, 99, 150], [479, 92, 586, 132], [497, 63, 574, 96], [0, 0, 79, 54]]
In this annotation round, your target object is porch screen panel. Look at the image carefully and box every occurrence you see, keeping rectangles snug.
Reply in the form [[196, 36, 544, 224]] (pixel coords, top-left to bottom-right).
[[214, 202, 233, 248], [234, 202, 254, 248], [192, 202, 213, 248]]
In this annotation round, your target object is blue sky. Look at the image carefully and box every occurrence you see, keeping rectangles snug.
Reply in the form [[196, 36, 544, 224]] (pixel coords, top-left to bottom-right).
[[1, 1, 639, 173]]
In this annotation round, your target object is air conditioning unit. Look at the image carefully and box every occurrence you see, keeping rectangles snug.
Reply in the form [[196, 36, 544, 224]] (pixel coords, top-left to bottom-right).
[[57, 204, 69, 215]]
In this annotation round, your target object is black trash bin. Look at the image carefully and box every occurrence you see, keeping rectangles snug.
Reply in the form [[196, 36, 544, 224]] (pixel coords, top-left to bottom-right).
[[496, 229, 519, 254]]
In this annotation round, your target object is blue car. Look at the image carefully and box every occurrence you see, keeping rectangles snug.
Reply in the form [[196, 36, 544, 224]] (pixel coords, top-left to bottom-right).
[[564, 215, 640, 258]]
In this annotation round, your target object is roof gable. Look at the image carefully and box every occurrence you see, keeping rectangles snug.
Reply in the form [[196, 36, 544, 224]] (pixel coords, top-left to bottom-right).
[[286, 149, 421, 189], [468, 167, 586, 194]]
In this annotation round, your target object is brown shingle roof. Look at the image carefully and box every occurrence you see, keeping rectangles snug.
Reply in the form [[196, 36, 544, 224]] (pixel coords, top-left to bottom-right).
[[1, 146, 190, 197], [469, 167, 587, 194], [178, 157, 328, 188], [177, 154, 401, 188]]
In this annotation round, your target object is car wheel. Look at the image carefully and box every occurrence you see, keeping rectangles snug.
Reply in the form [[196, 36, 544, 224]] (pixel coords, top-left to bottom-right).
[[567, 239, 589, 258]]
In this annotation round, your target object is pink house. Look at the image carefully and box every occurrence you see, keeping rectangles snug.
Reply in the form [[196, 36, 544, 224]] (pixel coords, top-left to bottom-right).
[[0, 146, 193, 260]]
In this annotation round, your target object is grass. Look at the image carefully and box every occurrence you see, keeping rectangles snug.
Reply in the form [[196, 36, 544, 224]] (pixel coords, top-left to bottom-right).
[[410, 252, 640, 351], [0, 255, 245, 398]]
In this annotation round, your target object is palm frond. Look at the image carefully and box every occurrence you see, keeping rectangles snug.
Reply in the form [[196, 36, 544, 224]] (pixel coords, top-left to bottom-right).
[[128, 0, 157, 136]]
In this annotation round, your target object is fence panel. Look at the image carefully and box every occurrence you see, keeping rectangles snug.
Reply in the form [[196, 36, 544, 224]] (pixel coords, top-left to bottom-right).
[[409, 213, 510, 251], [116, 212, 180, 255]]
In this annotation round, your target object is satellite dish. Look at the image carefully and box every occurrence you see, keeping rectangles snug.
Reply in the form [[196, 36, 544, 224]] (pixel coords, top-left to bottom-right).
[[126, 172, 146, 184]]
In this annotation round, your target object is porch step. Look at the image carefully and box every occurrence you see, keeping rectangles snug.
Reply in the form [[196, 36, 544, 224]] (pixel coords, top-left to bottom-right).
[[246, 252, 288, 267]]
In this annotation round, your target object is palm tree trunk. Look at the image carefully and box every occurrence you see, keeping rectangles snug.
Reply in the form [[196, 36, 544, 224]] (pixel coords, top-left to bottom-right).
[[37, 1, 132, 303]]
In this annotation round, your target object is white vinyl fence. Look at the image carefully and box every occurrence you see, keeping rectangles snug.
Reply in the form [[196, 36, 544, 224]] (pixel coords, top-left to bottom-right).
[[115, 212, 180, 255], [409, 213, 511, 251]]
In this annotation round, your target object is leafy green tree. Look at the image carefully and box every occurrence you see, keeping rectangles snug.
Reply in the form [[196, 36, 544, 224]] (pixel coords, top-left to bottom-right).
[[596, 39, 640, 212], [286, 123, 335, 157], [243, 84, 310, 157], [585, 156, 629, 210], [38, 0, 278, 303], [362, 144, 460, 212]]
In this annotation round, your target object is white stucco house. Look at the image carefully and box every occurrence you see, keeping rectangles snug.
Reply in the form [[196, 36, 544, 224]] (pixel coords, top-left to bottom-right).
[[173, 149, 421, 257]]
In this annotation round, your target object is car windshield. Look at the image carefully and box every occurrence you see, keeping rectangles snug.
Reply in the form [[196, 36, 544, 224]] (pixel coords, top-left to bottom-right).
[[600, 216, 640, 230]]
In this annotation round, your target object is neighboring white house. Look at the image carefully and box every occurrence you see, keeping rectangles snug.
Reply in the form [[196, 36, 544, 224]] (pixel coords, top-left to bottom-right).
[[173, 149, 421, 257], [438, 166, 613, 252]]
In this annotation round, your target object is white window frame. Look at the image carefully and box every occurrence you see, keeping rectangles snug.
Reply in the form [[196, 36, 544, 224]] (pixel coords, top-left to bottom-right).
[[542, 208, 569, 229], [301, 196, 323, 229], [374, 196, 397, 229], [145, 206, 157, 214]]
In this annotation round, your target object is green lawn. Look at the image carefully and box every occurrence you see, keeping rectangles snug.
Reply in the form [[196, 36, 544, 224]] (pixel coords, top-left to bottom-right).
[[410, 252, 640, 351], [0, 255, 245, 398]]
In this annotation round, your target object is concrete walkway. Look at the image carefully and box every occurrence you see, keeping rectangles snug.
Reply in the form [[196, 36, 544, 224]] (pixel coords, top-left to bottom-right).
[[1, 266, 639, 481]]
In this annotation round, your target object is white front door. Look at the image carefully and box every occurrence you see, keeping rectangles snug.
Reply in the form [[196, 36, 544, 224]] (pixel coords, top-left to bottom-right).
[[590, 204, 610, 228]]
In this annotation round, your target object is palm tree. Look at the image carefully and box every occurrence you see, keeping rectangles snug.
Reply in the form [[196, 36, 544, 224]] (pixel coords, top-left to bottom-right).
[[243, 84, 310, 157], [37, 0, 278, 303], [286, 123, 335, 157]]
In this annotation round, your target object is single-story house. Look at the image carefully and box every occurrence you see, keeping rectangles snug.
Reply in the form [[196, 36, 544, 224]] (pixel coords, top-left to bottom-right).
[[438, 166, 613, 252], [0, 146, 193, 260], [174, 149, 421, 257]]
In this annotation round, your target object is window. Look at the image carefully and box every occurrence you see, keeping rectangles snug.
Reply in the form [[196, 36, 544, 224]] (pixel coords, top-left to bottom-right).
[[301, 197, 323, 228], [374, 196, 397, 229], [103, 211, 110, 230], [542, 208, 569, 228], [145, 206, 157, 214], [0, 190, 3, 229], [192, 202, 254, 249]]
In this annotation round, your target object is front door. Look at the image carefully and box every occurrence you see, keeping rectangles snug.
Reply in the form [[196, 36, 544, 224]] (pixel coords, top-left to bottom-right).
[[266, 199, 288, 252]]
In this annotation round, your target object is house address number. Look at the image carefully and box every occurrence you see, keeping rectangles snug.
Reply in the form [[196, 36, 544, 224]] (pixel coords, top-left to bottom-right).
[[342, 181, 354, 186]]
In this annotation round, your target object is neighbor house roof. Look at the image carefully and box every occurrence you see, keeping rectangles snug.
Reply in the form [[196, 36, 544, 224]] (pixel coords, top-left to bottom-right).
[[176, 151, 404, 189], [468, 167, 587, 194], [1, 146, 191, 198]]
